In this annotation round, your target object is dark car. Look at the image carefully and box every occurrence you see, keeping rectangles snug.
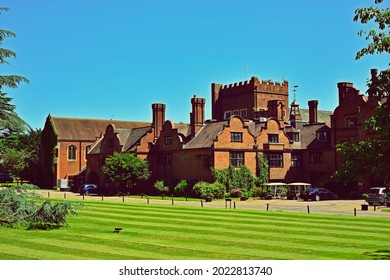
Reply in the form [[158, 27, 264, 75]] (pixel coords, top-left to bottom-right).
[[78, 184, 99, 195], [299, 188, 337, 201], [0, 173, 13, 183]]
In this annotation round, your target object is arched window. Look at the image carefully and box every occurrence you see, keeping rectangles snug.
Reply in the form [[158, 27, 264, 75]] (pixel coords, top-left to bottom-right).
[[68, 145, 77, 160], [85, 145, 91, 160]]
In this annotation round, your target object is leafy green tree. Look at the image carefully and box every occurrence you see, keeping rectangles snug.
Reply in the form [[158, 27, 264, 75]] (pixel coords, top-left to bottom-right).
[[1, 148, 29, 183], [154, 180, 169, 197], [0, 185, 81, 229], [256, 152, 269, 189], [174, 179, 188, 196], [336, 0, 390, 185], [0, 129, 41, 184], [236, 165, 255, 191], [0, 8, 29, 134], [102, 152, 151, 191]]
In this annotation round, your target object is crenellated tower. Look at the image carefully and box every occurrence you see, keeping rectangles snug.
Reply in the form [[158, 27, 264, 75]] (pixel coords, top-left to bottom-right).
[[211, 76, 289, 121]]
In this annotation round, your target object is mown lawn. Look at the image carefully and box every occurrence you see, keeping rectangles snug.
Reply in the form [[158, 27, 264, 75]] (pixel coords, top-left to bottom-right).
[[1, 200, 390, 260]]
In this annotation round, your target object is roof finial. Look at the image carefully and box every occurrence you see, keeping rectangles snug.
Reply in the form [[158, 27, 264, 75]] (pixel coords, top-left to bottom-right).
[[293, 85, 299, 102]]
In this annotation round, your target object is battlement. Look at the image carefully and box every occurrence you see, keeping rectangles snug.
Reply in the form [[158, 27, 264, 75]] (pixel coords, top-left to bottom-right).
[[218, 76, 288, 96]]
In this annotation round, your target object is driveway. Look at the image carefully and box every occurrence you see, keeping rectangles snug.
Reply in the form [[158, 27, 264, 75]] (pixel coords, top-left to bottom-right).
[[31, 189, 390, 218]]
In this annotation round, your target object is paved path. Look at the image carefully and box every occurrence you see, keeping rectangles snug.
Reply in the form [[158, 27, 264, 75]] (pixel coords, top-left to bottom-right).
[[32, 189, 390, 218]]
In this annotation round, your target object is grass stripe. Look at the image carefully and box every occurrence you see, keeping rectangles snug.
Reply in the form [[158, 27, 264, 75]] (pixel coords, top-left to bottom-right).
[[1, 200, 389, 260]]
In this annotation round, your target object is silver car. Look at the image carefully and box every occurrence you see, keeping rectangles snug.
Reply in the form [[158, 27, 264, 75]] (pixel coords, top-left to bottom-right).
[[366, 187, 389, 205]]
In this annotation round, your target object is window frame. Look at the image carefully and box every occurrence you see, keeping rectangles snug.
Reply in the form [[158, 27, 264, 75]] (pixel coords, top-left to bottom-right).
[[268, 153, 283, 168], [230, 132, 243, 142], [291, 153, 301, 167], [229, 152, 244, 167], [67, 144, 77, 161], [309, 152, 324, 164], [85, 145, 91, 160], [268, 134, 279, 143], [165, 136, 173, 145], [224, 111, 232, 120]]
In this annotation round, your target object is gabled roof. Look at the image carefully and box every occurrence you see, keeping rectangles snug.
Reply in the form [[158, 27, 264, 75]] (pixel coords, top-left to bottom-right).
[[183, 121, 226, 149], [123, 127, 151, 152], [50, 116, 150, 141], [88, 126, 151, 154], [300, 123, 331, 150]]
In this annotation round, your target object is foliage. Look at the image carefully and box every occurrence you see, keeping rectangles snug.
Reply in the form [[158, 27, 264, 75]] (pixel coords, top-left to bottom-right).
[[251, 187, 264, 198], [336, 0, 390, 185], [1, 148, 29, 182], [0, 7, 29, 134], [354, 0, 389, 60], [212, 164, 256, 193], [362, 193, 369, 199], [102, 152, 150, 190], [0, 129, 42, 183], [236, 165, 255, 190], [154, 180, 169, 195], [256, 153, 269, 187], [174, 179, 188, 196], [192, 181, 225, 199], [0, 185, 81, 229]]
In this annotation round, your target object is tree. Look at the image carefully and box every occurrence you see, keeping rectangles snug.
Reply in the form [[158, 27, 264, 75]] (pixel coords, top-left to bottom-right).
[[0, 7, 29, 134], [0, 185, 81, 229], [174, 179, 188, 196], [0, 129, 42, 183], [336, 0, 389, 185], [102, 152, 150, 192], [256, 152, 269, 189], [154, 180, 169, 197], [1, 148, 29, 183]]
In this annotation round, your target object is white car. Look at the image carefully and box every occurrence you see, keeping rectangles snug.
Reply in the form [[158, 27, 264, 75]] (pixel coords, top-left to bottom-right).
[[366, 187, 389, 205]]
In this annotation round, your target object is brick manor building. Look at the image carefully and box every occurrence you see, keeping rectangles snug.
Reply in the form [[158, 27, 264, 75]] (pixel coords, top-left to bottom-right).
[[39, 72, 384, 195]]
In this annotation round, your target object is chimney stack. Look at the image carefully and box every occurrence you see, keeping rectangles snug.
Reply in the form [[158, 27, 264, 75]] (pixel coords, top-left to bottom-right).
[[308, 100, 318, 125], [152, 103, 165, 140], [190, 95, 206, 137], [267, 100, 284, 121]]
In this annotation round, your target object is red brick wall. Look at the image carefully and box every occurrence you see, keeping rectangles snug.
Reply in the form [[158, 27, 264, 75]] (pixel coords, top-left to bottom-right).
[[212, 76, 289, 121], [57, 140, 94, 181]]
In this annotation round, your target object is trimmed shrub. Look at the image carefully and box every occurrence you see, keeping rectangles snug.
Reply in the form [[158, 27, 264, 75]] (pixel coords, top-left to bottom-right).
[[193, 181, 225, 199]]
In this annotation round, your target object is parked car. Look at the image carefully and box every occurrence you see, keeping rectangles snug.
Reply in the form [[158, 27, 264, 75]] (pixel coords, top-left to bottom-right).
[[365, 187, 389, 206], [79, 184, 99, 195], [299, 188, 337, 201], [0, 173, 13, 183]]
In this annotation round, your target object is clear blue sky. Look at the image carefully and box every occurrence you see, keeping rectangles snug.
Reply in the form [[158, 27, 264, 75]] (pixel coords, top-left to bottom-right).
[[2, 0, 388, 129]]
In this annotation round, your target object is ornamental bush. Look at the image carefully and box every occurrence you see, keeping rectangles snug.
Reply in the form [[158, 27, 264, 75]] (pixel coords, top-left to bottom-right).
[[0, 185, 82, 230], [193, 181, 225, 199]]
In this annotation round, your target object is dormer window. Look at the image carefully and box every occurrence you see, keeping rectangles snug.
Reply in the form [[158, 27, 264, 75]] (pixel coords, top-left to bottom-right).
[[316, 131, 328, 141], [289, 132, 299, 142]]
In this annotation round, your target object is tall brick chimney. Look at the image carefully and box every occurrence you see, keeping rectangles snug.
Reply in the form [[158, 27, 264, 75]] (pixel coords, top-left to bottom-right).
[[337, 82, 359, 105], [267, 100, 284, 121], [308, 100, 318, 124], [190, 95, 206, 137], [152, 103, 165, 140]]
